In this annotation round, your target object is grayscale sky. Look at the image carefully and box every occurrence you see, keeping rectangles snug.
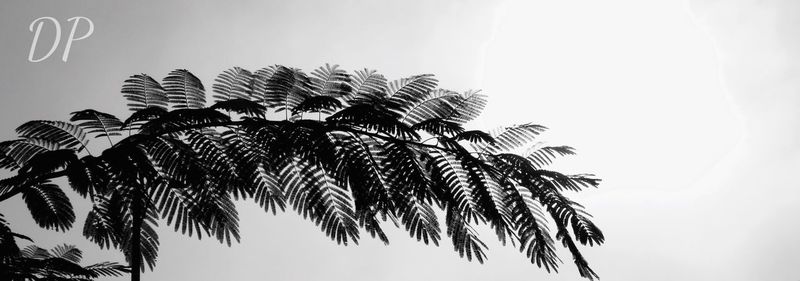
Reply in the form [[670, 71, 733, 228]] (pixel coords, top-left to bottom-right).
[[0, 0, 798, 280]]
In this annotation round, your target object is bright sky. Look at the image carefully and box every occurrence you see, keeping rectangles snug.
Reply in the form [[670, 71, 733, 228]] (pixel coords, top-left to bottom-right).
[[1, 0, 798, 280]]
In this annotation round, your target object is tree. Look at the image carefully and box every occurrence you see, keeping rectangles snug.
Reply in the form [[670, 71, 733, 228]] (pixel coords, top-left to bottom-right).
[[0, 214, 128, 280], [0, 64, 604, 280]]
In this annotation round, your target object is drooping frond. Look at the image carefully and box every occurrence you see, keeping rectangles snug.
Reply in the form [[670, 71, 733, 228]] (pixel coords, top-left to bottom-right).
[[249, 163, 286, 214], [380, 141, 432, 202], [65, 155, 112, 198], [150, 180, 240, 246], [537, 184, 604, 247], [426, 151, 480, 223], [83, 194, 122, 250], [218, 125, 275, 201], [141, 134, 240, 244], [502, 180, 560, 272], [379, 141, 442, 245], [396, 193, 440, 246], [121, 74, 168, 112], [445, 206, 488, 263], [70, 109, 124, 140], [460, 156, 515, 245], [139, 136, 207, 188], [335, 133, 394, 244], [163, 69, 206, 109], [279, 159, 360, 245], [16, 120, 89, 152], [22, 182, 75, 232], [182, 130, 242, 194], [212, 67, 253, 103], [554, 216, 599, 280]]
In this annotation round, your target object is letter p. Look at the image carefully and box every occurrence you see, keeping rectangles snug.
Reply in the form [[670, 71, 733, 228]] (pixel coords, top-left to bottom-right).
[[62, 16, 94, 62]]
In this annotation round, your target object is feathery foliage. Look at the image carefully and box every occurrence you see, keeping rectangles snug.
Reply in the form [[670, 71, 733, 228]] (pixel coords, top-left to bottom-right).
[[0, 216, 128, 281], [0, 65, 604, 281]]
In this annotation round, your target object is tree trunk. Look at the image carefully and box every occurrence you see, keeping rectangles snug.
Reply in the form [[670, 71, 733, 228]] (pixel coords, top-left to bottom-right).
[[130, 186, 144, 281]]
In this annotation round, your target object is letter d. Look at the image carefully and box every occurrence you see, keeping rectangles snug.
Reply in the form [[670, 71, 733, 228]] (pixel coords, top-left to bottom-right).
[[62, 16, 94, 62], [28, 17, 61, 63]]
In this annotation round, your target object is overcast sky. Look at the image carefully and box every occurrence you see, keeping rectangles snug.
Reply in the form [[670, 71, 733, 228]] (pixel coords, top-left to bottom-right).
[[0, 0, 798, 280]]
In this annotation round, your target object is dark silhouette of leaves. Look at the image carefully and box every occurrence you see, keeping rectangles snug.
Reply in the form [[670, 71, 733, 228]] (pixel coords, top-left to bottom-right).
[[121, 74, 168, 112], [163, 69, 206, 109], [16, 120, 88, 152], [70, 109, 124, 140], [22, 183, 74, 232], [211, 98, 267, 117], [0, 64, 604, 281], [212, 67, 253, 103]]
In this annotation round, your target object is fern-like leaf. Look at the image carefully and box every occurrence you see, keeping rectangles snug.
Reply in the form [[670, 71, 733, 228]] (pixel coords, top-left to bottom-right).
[[393, 89, 462, 126], [445, 206, 488, 263], [502, 181, 560, 271], [525, 145, 576, 168], [328, 104, 419, 140], [345, 68, 387, 104], [0, 139, 60, 171], [212, 67, 254, 103], [49, 244, 83, 263], [485, 124, 548, 154], [412, 118, 464, 137], [163, 69, 206, 109], [122, 107, 168, 130], [280, 160, 360, 245], [22, 182, 75, 232], [19, 149, 77, 176], [211, 98, 267, 117], [293, 96, 343, 115], [16, 120, 89, 152], [446, 90, 487, 124], [84, 261, 130, 277], [70, 109, 124, 140], [139, 108, 230, 135], [263, 66, 312, 116], [121, 74, 168, 111], [454, 130, 495, 145], [310, 63, 352, 97]]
